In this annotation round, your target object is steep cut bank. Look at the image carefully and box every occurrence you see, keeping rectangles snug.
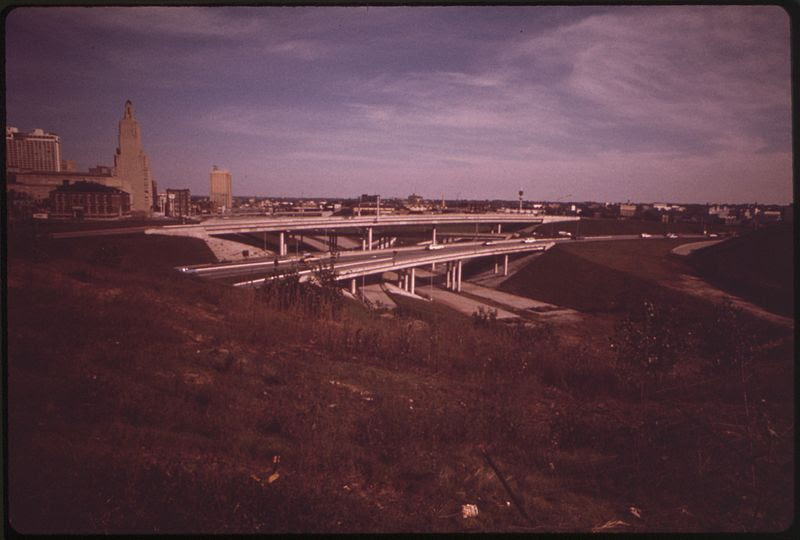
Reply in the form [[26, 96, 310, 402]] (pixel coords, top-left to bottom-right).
[[687, 223, 793, 317], [498, 243, 679, 314]]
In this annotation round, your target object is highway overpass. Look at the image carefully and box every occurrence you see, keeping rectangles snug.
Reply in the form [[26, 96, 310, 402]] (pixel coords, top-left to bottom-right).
[[147, 213, 579, 256]]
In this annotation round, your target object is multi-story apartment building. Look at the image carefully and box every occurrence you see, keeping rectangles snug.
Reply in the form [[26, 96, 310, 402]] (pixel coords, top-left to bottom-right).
[[209, 165, 232, 212], [6, 127, 62, 172]]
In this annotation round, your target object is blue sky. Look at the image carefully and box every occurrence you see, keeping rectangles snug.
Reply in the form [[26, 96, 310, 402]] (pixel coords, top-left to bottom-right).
[[5, 5, 792, 203]]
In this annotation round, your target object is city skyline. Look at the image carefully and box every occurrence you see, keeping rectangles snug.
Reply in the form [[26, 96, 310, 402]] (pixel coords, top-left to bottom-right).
[[5, 5, 792, 204]]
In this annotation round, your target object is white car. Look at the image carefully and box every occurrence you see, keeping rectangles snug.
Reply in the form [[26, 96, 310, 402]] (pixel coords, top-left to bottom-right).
[[522, 238, 538, 244], [483, 241, 497, 246], [666, 233, 678, 238], [427, 243, 445, 250], [640, 233, 653, 238]]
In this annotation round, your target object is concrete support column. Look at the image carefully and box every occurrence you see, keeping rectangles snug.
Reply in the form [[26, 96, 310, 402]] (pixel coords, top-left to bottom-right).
[[432, 227, 437, 245], [368, 227, 373, 251], [279, 231, 286, 256], [497, 223, 502, 234], [362, 237, 366, 251], [350, 278, 357, 295], [410, 267, 416, 295], [494, 257, 499, 274], [398, 271, 403, 288], [457, 259, 462, 292], [503, 254, 509, 276], [446, 262, 451, 289], [404, 271, 409, 291]]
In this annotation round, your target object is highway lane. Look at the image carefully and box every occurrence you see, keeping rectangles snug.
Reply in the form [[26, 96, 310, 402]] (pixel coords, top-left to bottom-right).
[[178, 233, 708, 286], [178, 237, 563, 281]]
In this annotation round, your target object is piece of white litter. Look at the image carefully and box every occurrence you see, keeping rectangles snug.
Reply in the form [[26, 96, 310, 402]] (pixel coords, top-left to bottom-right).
[[461, 504, 479, 519]]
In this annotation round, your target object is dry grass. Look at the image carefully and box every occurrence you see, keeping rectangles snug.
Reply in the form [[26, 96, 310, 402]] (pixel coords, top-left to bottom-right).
[[6, 230, 794, 533]]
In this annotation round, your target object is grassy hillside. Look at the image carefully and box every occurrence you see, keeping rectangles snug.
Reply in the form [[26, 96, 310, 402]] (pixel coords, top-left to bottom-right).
[[687, 223, 793, 317], [6, 231, 794, 533]]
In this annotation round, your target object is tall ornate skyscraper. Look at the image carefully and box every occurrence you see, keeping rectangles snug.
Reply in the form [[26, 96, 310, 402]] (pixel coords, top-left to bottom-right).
[[209, 165, 233, 212], [113, 100, 153, 214]]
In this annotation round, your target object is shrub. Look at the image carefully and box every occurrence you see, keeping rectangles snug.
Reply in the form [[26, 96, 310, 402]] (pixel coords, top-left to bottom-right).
[[699, 299, 758, 374], [612, 300, 689, 398]]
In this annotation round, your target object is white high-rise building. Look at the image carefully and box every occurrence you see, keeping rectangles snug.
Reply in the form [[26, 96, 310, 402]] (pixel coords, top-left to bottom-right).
[[6, 127, 62, 172], [113, 100, 153, 214]]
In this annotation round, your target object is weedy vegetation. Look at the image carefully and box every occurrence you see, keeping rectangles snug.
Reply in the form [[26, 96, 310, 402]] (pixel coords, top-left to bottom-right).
[[6, 225, 793, 533]]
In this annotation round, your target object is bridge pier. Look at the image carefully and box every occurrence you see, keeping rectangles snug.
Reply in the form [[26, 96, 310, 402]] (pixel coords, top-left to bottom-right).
[[432, 227, 437, 245], [446, 262, 451, 289], [457, 259, 462, 292], [410, 267, 416, 295], [279, 231, 287, 256], [503, 254, 509, 276], [368, 227, 373, 251], [350, 278, 357, 296], [494, 257, 499, 274]]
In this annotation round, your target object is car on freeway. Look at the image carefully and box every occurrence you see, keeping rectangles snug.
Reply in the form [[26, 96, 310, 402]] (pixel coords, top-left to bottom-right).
[[483, 241, 497, 246], [522, 238, 538, 243], [666, 233, 679, 238], [640, 233, 653, 238], [557, 231, 573, 238], [427, 243, 445, 250], [707, 233, 719, 238]]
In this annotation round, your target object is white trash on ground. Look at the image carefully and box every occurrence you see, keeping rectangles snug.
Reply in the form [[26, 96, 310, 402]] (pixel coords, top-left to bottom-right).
[[461, 504, 479, 519]]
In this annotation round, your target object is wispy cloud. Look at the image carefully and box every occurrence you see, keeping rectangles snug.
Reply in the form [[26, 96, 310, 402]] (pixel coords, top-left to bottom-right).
[[5, 6, 791, 201]]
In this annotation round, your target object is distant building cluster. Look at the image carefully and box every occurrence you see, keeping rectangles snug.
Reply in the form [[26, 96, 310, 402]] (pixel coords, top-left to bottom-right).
[[3, 108, 791, 227], [3, 100, 241, 221]]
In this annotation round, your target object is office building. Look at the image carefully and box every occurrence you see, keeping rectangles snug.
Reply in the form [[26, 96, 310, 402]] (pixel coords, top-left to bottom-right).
[[6, 127, 62, 172], [113, 100, 154, 215], [166, 188, 191, 217], [209, 165, 232, 212]]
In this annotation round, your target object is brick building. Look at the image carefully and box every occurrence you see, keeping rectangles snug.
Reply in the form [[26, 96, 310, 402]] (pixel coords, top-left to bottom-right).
[[49, 180, 131, 219]]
